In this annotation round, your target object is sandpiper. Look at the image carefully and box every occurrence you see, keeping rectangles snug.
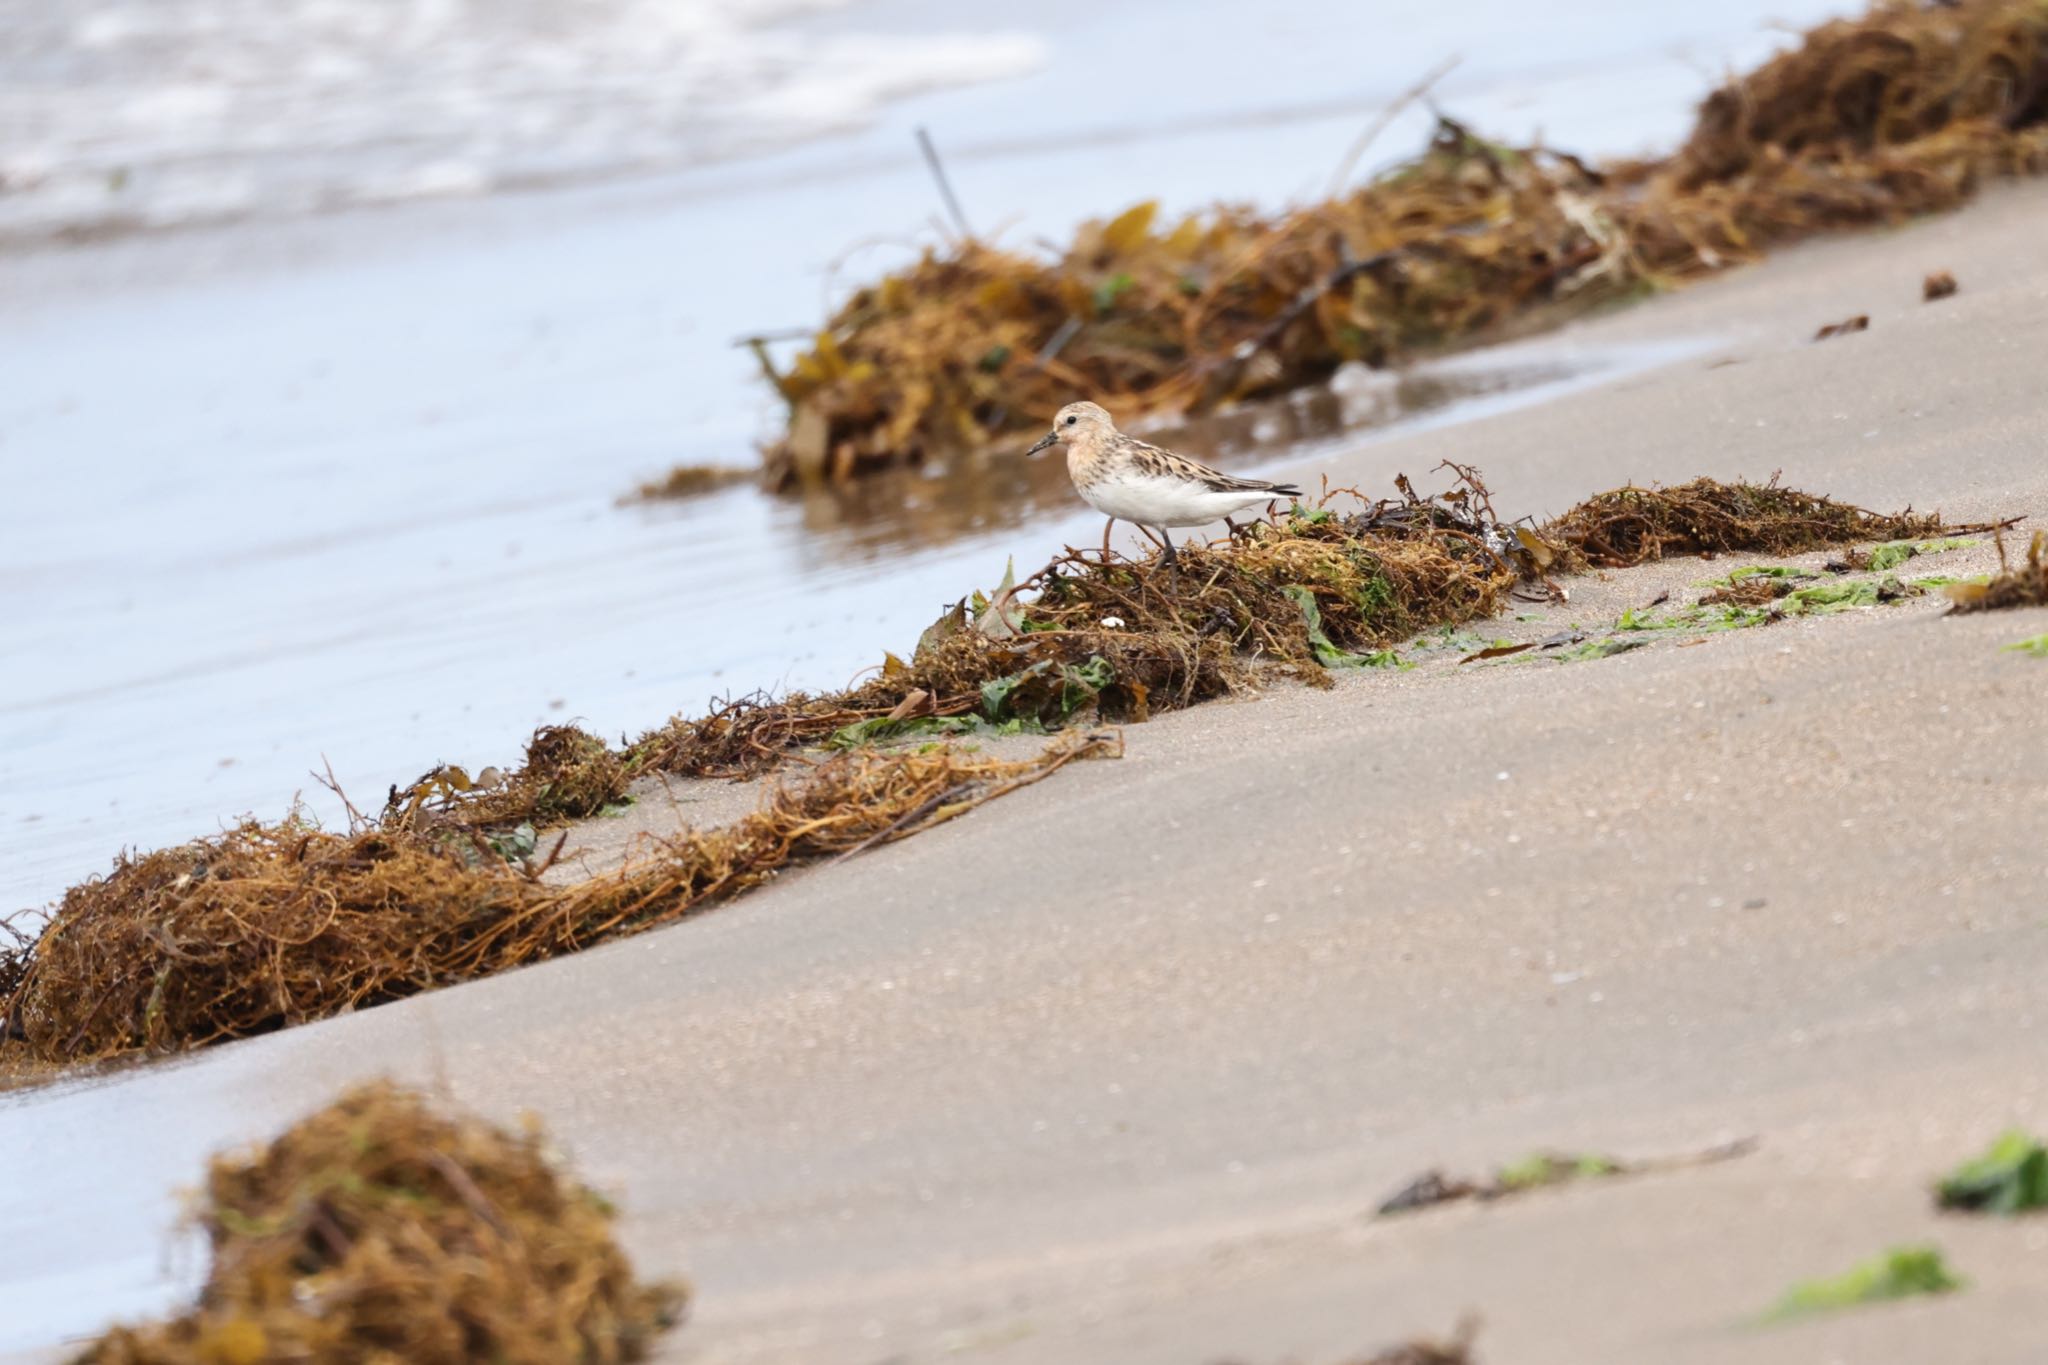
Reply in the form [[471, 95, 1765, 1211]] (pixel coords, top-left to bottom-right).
[[1024, 401, 1303, 568]]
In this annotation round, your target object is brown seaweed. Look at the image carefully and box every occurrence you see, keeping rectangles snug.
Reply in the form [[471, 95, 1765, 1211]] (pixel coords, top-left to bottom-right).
[[740, 0, 2048, 489], [76, 1082, 684, 1365], [3, 737, 1113, 1062]]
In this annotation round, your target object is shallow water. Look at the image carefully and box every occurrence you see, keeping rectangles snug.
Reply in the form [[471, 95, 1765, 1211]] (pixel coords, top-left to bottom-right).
[[2, 0, 1848, 922]]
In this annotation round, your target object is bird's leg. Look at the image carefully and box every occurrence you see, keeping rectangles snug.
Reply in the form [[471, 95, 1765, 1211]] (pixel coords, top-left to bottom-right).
[[1100, 516, 1117, 563], [1158, 528, 1180, 574]]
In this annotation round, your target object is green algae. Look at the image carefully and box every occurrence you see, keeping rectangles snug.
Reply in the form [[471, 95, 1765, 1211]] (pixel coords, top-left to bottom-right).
[[1767, 1246, 1962, 1320], [1936, 1130, 2048, 1214]]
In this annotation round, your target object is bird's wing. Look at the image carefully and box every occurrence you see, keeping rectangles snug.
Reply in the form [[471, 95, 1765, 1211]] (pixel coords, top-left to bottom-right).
[[1128, 438, 1302, 497], [1205, 470, 1304, 497]]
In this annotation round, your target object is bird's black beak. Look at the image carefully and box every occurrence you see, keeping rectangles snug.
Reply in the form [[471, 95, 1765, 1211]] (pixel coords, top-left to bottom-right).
[[1024, 431, 1058, 457]]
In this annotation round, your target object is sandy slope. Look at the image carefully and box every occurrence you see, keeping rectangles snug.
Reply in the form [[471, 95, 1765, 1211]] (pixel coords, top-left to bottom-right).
[[7, 183, 2048, 1364]]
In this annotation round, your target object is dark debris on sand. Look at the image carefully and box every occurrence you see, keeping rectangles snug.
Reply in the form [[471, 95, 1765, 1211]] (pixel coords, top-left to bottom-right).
[[1376, 1138, 1757, 1218], [1211, 1318, 1481, 1365]]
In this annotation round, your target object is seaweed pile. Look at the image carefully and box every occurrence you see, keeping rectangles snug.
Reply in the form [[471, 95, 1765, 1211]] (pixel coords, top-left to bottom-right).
[[0, 468, 1982, 1068], [79, 1082, 684, 1365], [747, 0, 2048, 487], [635, 472, 1970, 777], [638, 468, 1530, 775], [3, 738, 1110, 1062], [1542, 477, 1948, 568]]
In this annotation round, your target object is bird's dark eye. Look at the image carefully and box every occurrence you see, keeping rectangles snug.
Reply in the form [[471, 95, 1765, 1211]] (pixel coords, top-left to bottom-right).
[[1064, 415, 1078, 426]]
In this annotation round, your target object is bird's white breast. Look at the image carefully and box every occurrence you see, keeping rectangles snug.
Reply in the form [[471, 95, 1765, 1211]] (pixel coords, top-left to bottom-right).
[[1077, 468, 1282, 529]]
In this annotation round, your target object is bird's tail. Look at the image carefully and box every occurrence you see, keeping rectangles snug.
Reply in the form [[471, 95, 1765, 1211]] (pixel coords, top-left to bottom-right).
[[1265, 483, 1304, 499]]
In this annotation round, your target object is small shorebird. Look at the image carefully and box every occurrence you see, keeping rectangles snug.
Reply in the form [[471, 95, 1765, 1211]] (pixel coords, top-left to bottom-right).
[[1024, 401, 1303, 568]]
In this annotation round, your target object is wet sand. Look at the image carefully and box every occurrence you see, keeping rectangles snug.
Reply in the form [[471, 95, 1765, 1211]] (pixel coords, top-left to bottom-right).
[[7, 184, 2048, 1363]]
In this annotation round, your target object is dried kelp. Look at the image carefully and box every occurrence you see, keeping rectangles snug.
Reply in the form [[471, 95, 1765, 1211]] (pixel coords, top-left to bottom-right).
[[748, 0, 2048, 486], [1699, 574, 1792, 607], [757, 127, 1630, 486], [2, 737, 1113, 1062], [1670, 1, 2048, 187], [628, 464, 753, 501], [384, 724, 635, 834], [635, 469, 1528, 776], [1945, 530, 2048, 611], [1541, 477, 1952, 568], [77, 1082, 684, 1365], [0, 1056, 57, 1094], [630, 472, 1968, 778]]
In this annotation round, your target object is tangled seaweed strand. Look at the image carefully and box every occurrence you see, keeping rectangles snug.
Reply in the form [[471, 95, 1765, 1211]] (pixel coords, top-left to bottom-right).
[[757, 126, 1624, 486], [750, 0, 2048, 488], [1946, 529, 2048, 611], [78, 1082, 684, 1365], [1670, 0, 2048, 188], [1542, 476, 1948, 568], [635, 471, 1972, 779], [635, 470, 1527, 776], [382, 724, 634, 834], [4, 737, 1111, 1062]]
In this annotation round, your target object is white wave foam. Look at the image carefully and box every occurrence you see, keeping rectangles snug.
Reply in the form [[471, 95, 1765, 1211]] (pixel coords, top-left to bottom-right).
[[0, 0, 1044, 240]]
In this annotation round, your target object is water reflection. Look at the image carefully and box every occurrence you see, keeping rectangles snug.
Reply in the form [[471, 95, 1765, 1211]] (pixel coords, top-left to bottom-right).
[[750, 360, 1579, 564]]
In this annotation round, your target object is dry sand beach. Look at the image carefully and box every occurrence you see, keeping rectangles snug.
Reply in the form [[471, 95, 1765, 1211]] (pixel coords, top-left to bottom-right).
[[7, 178, 2048, 1362]]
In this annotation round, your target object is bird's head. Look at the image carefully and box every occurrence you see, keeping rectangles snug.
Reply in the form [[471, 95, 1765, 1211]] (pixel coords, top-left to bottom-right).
[[1025, 401, 1114, 456]]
